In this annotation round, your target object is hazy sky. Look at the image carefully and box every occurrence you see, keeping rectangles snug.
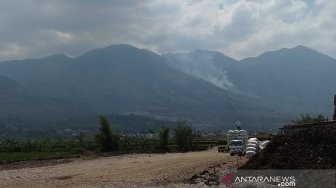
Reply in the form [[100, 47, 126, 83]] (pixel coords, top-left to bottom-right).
[[0, 0, 335, 61]]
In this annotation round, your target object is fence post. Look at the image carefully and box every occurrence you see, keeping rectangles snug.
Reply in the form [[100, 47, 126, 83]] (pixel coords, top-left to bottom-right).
[[333, 95, 336, 121]]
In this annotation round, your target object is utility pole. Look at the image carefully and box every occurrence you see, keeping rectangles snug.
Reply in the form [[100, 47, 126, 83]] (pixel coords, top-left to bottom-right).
[[333, 95, 336, 121]]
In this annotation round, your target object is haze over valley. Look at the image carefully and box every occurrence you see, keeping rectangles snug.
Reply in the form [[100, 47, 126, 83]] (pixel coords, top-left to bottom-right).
[[0, 44, 335, 137]]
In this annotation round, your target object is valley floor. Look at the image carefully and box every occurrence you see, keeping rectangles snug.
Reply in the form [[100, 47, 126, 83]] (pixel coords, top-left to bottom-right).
[[0, 148, 245, 188]]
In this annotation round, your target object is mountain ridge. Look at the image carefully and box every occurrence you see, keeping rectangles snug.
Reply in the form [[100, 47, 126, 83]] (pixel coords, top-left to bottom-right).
[[0, 44, 273, 130], [163, 45, 336, 116]]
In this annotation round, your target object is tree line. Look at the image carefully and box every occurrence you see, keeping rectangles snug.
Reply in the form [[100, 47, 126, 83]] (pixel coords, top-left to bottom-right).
[[0, 116, 214, 161], [95, 116, 203, 152]]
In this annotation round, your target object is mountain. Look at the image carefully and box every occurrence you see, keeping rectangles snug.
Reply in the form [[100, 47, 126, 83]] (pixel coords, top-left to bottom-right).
[[3, 44, 331, 132], [0, 54, 72, 93], [0, 75, 90, 132], [0, 76, 28, 98], [237, 45, 336, 113], [0, 44, 272, 131], [164, 45, 336, 116], [0, 76, 34, 113]]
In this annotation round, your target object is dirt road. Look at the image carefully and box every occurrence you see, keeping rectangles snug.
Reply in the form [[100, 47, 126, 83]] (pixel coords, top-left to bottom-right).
[[0, 149, 244, 188]]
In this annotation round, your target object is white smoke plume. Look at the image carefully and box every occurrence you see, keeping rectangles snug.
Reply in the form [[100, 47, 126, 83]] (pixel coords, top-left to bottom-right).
[[165, 52, 235, 91]]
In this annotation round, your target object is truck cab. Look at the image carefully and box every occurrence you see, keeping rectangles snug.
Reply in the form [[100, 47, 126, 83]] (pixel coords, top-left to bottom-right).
[[228, 140, 245, 156]]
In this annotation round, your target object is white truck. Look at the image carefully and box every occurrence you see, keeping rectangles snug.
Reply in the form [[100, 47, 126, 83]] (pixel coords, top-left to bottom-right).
[[227, 130, 248, 156]]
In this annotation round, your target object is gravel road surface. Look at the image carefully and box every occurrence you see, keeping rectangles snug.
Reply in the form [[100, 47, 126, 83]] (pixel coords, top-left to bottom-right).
[[0, 149, 244, 188]]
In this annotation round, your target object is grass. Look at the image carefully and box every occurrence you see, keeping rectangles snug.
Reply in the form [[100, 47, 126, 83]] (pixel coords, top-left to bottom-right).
[[0, 138, 220, 163], [0, 152, 73, 162]]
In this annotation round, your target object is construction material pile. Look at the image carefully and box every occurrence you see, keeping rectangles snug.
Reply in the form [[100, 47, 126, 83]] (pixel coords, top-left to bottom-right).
[[245, 138, 259, 158], [227, 130, 248, 140], [240, 125, 336, 169]]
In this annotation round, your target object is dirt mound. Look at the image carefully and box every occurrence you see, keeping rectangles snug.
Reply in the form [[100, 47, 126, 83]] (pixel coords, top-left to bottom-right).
[[240, 125, 336, 169]]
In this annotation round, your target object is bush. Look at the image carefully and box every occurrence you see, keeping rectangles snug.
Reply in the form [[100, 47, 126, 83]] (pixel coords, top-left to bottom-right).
[[291, 113, 327, 124]]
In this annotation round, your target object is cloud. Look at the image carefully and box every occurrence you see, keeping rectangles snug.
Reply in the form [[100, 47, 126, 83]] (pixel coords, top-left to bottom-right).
[[0, 0, 335, 61]]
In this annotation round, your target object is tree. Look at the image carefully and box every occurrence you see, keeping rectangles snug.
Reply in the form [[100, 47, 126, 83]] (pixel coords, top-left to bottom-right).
[[291, 113, 328, 124], [174, 121, 193, 151], [95, 116, 120, 152], [158, 126, 170, 151], [75, 132, 85, 148]]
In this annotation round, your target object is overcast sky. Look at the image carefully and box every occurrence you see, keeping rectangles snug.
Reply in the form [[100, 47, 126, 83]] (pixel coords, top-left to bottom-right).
[[0, 0, 335, 61]]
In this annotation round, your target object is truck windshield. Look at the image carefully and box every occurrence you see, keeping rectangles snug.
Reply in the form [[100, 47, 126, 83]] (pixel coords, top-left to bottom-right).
[[230, 140, 243, 146]]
